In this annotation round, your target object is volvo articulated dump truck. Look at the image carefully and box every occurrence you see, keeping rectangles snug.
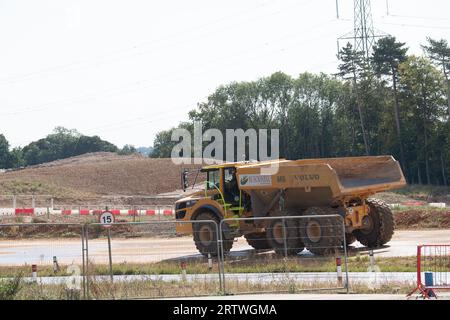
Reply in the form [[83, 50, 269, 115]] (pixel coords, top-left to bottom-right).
[[175, 156, 406, 256]]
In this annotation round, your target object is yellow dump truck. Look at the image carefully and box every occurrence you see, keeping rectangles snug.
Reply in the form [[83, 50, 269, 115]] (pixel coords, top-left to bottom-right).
[[175, 156, 406, 256]]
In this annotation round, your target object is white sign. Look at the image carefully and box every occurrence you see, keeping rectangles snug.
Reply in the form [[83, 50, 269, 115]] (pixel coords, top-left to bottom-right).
[[99, 211, 115, 228], [239, 174, 272, 187]]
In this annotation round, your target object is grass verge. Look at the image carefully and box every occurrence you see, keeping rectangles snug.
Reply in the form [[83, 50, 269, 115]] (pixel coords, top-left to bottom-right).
[[2, 277, 417, 299], [0, 255, 419, 278]]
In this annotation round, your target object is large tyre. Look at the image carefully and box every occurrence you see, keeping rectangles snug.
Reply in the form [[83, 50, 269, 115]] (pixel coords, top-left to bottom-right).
[[344, 233, 357, 247], [193, 211, 233, 257], [299, 207, 344, 255], [354, 198, 394, 248], [266, 212, 304, 256], [244, 232, 271, 250]]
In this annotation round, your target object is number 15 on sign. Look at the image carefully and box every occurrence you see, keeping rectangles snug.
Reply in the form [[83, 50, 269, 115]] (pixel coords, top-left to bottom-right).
[[99, 211, 114, 228]]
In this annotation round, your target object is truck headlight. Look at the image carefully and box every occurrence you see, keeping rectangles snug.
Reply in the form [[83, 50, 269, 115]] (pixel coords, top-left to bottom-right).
[[186, 200, 197, 207]]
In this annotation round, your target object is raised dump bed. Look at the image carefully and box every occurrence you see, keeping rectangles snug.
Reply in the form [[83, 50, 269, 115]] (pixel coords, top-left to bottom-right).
[[236, 155, 406, 206], [296, 155, 406, 195]]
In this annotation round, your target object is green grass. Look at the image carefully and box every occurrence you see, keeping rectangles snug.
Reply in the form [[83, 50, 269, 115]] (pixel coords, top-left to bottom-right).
[[0, 255, 419, 279], [0, 274, 23, 300], [0, 257, 421, 299]]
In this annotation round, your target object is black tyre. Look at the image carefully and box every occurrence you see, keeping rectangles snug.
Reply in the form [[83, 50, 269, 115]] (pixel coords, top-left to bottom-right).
[[244, 232, 271, 250], [354, 198, 394, 248], [344, 233, 357, 247], [193, 211, 233, 257], [299, 207, 344, 255], [266, 213, 304, 256]]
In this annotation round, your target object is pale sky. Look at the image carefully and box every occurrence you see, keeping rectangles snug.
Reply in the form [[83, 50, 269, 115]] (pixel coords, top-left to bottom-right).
[[1, 0, 449, 148]]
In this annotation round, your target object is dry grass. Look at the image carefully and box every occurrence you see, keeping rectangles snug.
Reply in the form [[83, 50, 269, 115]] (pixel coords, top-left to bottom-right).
[[378, 185, 450, 204], [9, 280, 414, 300], [0, 255, 421, 299], [0, 255, 419, 278], [8, 277, 416, 300], [0, 152, 204, 204]]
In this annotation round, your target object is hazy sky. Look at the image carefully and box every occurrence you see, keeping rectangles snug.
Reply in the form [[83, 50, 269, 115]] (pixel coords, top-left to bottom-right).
[[1, 0, 449, 148]]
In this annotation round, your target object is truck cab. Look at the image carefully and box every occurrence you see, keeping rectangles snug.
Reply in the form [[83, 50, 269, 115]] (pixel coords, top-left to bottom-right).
[[175, 163, 249, 234]]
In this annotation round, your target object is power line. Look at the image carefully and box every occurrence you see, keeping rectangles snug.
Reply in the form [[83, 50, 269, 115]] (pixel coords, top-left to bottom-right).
[[379, 21, 450, 30], [83, 111, 182, 135], [0, 11, 335, 118], [388, 14, 450, 22], [0, 0, 310, 86], [337, 0, 388, 60]]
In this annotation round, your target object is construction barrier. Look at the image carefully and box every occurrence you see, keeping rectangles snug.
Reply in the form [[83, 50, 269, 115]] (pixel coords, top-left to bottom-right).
[[407, 244, 450, 299], [0, 214, 352, 299], [0, 223, 86, 299], [217, 215, 349, 295], [83, 220, 222, 299], [0, 207, 175, 216]]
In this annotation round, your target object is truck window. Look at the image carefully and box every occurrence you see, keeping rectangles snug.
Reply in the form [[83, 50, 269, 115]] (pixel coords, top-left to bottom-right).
[[206, 170, 220, 190], [224, 167, 235, 183], [224, 167, 239, 204]]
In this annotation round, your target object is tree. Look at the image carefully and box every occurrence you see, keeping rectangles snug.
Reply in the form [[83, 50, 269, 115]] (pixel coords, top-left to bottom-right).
[[0, 134, 10, 169], [372, 36, 408, 173], [8, 147, 24, 168], [118, 144, 137, 155], [21, 127, 118, 166], [399, 56, 447, 184], [337, 43, 370, 155], [151, 122, 193, 158], [422, 37, 450, 119], [74, 135, 117, 154], [151, 67, 450, 185]]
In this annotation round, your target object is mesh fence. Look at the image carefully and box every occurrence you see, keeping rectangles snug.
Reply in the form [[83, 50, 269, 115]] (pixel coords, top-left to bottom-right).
[[218, 215, 349, 295], [408, 244, 450, 298], [84, 220, 222, 299], [0, 214, 350, 299], [0, 223, 85, 299]]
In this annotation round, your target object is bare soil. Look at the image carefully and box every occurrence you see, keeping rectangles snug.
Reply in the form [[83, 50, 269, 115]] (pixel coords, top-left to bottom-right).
[[394, 208, 450, 229], [0, 216, 176, 239], [0, 152, 204, 205]]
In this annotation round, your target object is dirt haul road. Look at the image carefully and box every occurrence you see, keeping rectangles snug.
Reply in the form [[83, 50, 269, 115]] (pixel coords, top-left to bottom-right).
[[0, 229, 449, 266]]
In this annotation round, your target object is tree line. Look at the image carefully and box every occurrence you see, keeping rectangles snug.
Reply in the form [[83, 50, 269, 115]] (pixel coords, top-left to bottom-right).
[[0, 127, 138, 169], [151, 37, 450, 186]]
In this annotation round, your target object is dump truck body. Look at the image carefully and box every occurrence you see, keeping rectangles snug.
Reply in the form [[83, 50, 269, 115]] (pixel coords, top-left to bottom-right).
[[175, 156, 406, 256]]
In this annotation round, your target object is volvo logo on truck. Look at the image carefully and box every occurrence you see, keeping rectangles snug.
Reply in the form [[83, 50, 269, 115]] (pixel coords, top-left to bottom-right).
[[294, 174, 320, 181], [240, 174, 272, 186]]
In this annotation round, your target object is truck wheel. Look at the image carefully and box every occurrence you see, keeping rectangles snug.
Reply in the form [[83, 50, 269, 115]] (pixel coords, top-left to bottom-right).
[[193, 211, 233, 257], [354, 198, 394, 248], [266, 216, 304, 256], [299, 207, 343, 255], [244, 232, 271, 250], [344, 233, 357, 247]]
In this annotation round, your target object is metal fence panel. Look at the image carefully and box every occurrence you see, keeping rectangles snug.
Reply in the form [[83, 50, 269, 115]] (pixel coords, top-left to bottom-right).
[[408, 244, 450, 299], [0, 223, 85, 300], [84, 220, 222, 299], [1, 214, 351, 299], [218, 215, 349, 295]]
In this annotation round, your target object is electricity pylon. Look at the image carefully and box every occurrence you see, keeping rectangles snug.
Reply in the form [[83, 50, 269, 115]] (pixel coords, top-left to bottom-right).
[[337, 0, 388, 59]]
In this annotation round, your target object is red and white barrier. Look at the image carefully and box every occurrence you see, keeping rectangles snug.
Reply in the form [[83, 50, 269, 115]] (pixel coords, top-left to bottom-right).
[[407, 244, 450, 299], [0, 207, 175, 216]]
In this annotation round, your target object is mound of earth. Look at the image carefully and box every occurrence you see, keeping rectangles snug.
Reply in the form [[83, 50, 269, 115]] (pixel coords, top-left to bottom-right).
[[394, 208, 450, 229], [0, 152, 204, 205]]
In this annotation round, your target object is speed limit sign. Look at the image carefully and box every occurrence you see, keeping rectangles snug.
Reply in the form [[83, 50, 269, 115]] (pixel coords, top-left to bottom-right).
[[99, 211, 115, 228]]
